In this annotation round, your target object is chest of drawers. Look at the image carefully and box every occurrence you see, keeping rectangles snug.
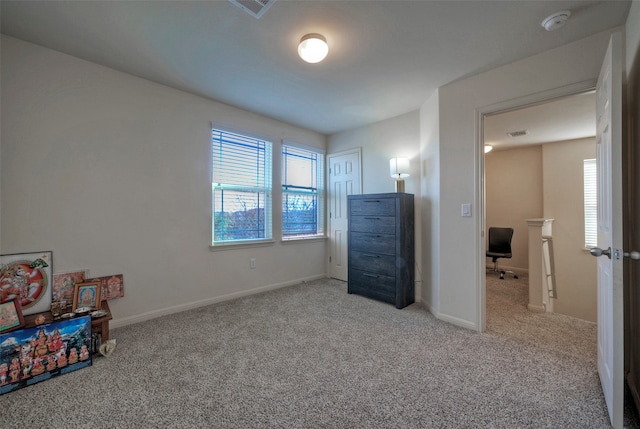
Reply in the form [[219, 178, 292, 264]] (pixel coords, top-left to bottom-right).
[[347, 193, 414, 309]]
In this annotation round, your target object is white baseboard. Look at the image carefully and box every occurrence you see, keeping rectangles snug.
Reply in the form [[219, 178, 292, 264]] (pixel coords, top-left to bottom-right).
[[110, 274, 327, 329], [435, 312, 478, 331], [418, 301, 478, 331]]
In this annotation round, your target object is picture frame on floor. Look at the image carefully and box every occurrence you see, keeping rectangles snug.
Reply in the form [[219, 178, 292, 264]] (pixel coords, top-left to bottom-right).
[[0, 251, 53, 316], [0, 315, 92, 395]]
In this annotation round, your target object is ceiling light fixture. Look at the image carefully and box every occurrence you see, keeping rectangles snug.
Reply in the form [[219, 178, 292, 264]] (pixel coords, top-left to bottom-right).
[[541, 10, 571, 31], [298, 34, 328, 63]]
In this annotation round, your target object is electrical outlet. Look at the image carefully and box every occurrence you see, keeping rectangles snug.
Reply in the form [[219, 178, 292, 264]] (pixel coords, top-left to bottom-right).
[[250, 258, 256, 269]]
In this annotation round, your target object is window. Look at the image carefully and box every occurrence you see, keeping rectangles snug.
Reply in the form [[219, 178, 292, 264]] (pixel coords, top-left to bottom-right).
[[211, 129, 272, 244], [584, 158, 597, 248], [282, 144, 324, 239]]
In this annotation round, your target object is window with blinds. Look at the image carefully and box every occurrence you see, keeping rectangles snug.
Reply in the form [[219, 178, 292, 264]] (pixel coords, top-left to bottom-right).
[[282, 144, 324, 239], [584, 158, 597, 248], [211, 129, 272, 244]]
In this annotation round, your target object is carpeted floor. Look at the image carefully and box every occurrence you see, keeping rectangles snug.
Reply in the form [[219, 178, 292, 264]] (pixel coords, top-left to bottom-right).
[[1, 275, 638, 428]]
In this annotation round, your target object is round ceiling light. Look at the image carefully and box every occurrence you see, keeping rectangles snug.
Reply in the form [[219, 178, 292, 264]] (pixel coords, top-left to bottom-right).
[[541, 10, 571, 31], [298, 33, 328, 63]]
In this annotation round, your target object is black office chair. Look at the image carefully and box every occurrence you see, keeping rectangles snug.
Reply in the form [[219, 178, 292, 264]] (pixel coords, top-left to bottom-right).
[[486, 227, 518, 279]]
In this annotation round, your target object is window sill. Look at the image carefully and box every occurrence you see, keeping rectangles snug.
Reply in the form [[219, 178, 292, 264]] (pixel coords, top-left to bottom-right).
[[209, 240, 275, 251], [281, 236, 327, 244]]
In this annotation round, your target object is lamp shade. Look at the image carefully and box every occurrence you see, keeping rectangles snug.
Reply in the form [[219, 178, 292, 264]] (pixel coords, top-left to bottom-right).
[[389, 157, 410, 179], [298, 34, 328, 63]]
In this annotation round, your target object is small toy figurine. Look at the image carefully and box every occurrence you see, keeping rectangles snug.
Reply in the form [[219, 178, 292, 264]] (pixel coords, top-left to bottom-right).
[[33, 329, 48, 358], [68, 348, 78, 365], [20, 355, 32, 379], [30, 357, 44, 376], [79, 345, 89, 361], [9, 357, 21, 382], [46, 356, 56, 371], [0, 362, 8, 385], [56, 348, 67, 368]]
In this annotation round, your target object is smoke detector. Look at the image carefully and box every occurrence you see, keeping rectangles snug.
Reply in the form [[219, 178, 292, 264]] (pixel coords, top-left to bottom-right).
[[541, 10, 571, 31]]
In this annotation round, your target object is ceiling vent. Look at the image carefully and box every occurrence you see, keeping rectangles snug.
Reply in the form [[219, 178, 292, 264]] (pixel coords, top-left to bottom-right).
[[228, 0, 275, 19], [507, 130, 529, 138]]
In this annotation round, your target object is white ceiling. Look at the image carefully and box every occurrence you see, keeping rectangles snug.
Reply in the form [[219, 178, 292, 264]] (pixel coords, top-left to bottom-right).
[[484, 90, 596, 151], [0, 1, 631, 135]]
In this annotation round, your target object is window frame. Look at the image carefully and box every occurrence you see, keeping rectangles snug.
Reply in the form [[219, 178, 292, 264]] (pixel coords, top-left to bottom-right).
[[281, 141, 326, 241], [210, 127, 274, 247]]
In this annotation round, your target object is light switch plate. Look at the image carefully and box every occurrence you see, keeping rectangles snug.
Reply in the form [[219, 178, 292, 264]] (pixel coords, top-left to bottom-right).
[[461, 203, 472, 217]]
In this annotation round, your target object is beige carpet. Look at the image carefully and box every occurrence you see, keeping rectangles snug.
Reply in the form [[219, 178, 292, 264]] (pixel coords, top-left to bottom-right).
[[0, 275, 637, 428]]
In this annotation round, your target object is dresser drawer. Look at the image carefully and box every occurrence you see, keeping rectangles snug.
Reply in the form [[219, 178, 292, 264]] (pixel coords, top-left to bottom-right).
[[348, 268, 395, 303], [350, 215, 396, 234], [350, 250, 395, 277], [350, 232, 396, 255], [349, 197, 395, 216]]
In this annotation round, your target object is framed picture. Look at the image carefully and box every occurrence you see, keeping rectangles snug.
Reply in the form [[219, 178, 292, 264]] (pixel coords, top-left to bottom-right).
[[0, 298, 25, 333], [72, 281, 102, 311], [86, 274, 124, 301], [0, 315, 92, 395], [52, 270, 88, 304], [0, 251, 53, 316]]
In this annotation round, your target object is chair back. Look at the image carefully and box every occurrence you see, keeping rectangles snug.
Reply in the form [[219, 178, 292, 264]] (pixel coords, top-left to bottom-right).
[[488, 227, 514, 254]]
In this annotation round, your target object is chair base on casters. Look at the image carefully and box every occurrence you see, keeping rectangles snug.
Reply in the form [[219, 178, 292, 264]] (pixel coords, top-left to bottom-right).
[[490, 260, 518, 280], [498, 270, 518, 280]]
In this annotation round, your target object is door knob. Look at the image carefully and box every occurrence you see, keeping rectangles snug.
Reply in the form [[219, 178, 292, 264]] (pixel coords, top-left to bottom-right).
[[589, 247, 640, 260], [624, 251, 640, 260], [590, 247, 611, 259]]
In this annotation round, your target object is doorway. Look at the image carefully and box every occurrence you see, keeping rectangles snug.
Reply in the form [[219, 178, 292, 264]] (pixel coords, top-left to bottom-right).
[[483, 90, 598, 324]]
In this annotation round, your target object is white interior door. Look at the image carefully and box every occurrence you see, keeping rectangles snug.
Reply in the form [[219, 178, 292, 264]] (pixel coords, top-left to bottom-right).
[[593, 32, 624, 429], [327, 149, 361, 281]]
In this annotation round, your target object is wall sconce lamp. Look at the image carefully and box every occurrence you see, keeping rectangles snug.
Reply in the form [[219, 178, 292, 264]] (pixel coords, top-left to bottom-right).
[[389, 157, 410, 193], [298, 34, 329, 63], [484, 145, 493, 153]]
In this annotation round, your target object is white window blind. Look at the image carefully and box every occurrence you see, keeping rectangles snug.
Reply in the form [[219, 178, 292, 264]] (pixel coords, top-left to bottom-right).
[[211, 129, 272, 244], [282, 144, 324, 239], [584, 158, 597, 248]]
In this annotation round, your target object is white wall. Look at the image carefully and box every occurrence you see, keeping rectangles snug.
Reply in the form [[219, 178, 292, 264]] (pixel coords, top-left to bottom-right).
[[485, 145, 543, 273], [427, 29, 618, 330], [328, 111, 420, 195], [542, 138, 597, 322], [0, 35, 327, 327], [327, 111, 423, 299]]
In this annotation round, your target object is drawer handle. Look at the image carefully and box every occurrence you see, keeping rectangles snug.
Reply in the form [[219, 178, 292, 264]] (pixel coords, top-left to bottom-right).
[[363, 200, 381, 203], [364, 217, 381, 220], [363, 254, 380, 258], [363, 273, 379, 278]]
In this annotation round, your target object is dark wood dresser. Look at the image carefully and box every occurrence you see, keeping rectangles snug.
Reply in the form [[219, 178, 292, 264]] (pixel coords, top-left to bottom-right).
[[347, 193, 415, 309]]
